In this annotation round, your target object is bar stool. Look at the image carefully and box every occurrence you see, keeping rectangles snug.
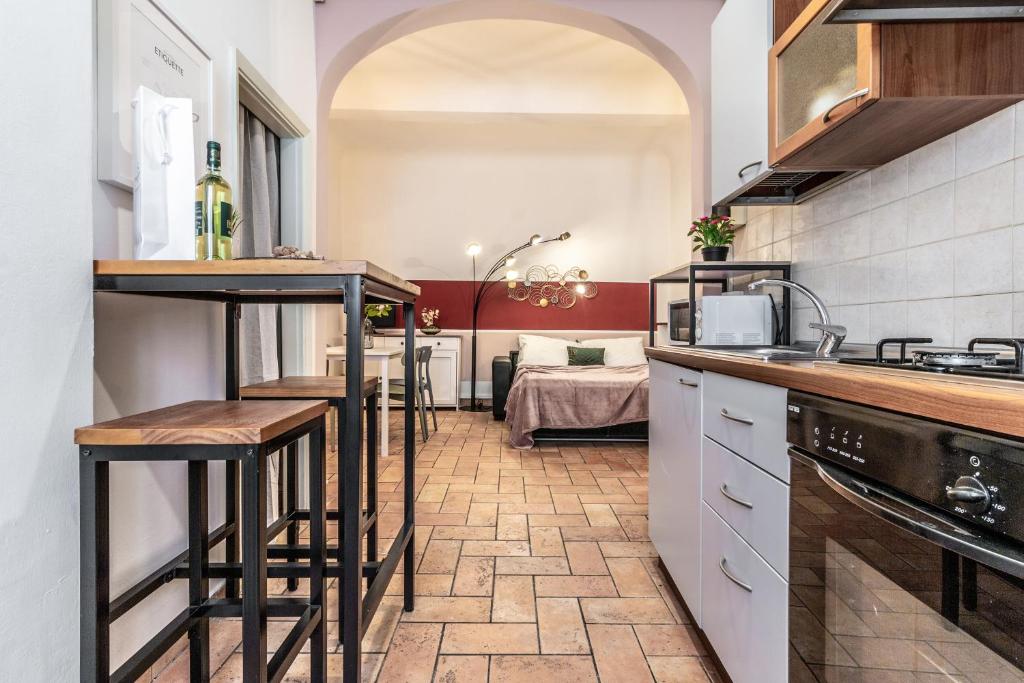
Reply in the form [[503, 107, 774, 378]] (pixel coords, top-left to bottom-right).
[[239, 377, 380, 603], [76, 400, 329, 683]]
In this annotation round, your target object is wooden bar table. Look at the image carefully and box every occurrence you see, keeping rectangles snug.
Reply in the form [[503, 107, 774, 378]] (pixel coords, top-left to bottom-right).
[[93, 259, 419, 682]]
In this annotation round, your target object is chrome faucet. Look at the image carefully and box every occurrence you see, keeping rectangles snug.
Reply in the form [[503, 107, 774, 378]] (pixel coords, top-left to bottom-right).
[[748, 278, 847, 356]]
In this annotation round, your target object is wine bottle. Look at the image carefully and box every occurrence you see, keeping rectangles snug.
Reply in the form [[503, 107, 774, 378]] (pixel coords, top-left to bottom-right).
[[194, 141, 233, 260]]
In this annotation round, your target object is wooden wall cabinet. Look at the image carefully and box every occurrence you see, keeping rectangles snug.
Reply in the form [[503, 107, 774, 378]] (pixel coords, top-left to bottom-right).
[[769, 0, 1024, 170]]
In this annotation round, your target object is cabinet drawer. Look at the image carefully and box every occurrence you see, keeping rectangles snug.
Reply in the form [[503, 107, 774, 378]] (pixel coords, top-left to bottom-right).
[[701, 503, 787, 683], [384, 336, 460, 351], [702, 437, 788, 577], [702, 372, 788, 482]]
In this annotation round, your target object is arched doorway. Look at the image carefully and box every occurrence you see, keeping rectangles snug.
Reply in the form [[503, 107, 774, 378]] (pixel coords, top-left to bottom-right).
[[315, 0, 720, 250], [312, 0, 719, 377]]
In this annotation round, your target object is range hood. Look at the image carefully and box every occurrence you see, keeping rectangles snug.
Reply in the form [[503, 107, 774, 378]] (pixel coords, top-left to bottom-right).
[[824, 1, 1024, 23], [715, 170, 861, 208]]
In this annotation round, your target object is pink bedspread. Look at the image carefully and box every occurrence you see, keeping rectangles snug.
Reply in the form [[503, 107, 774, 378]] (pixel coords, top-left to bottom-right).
[[504, 364, 649, 448]]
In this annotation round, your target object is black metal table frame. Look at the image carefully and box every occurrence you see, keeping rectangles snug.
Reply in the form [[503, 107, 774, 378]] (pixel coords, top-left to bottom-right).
[[92, 272, 417, 683], [648, 262, 793, 347], [81, 415, 328, 683], [244, 381, 380, 599]]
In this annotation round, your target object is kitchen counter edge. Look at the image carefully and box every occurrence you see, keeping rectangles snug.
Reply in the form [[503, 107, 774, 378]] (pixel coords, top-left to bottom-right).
[[646, 346, 1024, 440]]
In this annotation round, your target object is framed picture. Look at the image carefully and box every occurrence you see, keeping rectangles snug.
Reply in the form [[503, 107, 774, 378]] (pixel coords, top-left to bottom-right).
[[97, 0, 213, 189]]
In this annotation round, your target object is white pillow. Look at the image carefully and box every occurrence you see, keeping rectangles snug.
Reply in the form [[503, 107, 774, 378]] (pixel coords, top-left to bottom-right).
[[518, 334, 571, 366], [580, 337, 646, 367]]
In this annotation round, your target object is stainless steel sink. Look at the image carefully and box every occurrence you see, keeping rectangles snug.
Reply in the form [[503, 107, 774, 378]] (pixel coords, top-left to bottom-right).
[[696, 343, 870, 363]]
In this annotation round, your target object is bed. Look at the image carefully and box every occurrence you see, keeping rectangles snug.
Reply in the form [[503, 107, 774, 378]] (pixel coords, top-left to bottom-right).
[[492, 335, 649, 448]]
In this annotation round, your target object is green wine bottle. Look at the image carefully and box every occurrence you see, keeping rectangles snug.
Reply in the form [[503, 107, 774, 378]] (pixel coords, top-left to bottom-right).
[[194, 141, 233, 260]]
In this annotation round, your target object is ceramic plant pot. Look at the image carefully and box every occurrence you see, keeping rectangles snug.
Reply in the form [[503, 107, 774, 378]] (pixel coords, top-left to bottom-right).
[[701, 246, 729, 262]]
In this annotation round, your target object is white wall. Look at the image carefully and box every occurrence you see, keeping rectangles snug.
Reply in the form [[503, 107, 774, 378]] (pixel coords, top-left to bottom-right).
[[0, 1, 94, 679], [328, 113, 691, 281], [732, 102, 1024, 348], [91, 0, 317, 671]]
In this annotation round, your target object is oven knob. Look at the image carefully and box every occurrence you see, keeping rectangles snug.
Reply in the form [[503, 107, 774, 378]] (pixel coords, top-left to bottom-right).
[[946, 476, 991, 514]]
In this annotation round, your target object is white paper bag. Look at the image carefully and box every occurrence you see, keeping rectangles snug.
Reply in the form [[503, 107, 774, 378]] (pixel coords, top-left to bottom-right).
[[132, 86, 195, 259]]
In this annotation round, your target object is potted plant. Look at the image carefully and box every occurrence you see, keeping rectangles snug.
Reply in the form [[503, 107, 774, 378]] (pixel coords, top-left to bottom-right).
[[363, 304, 393, 348], [688, 214, 736, 262], [421, 307, 441, 335]]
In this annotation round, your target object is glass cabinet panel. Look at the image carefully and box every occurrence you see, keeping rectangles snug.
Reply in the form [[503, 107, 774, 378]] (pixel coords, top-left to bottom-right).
[[777, 12, 859, 141]]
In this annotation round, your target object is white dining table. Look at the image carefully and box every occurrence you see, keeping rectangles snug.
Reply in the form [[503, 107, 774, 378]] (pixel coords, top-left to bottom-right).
[[326, 345, 404, 457]]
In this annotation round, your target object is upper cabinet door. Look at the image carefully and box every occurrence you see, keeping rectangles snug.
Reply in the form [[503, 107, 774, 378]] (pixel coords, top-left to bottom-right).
[[769, 1, 880, 168], [711, 0, 773, 205]]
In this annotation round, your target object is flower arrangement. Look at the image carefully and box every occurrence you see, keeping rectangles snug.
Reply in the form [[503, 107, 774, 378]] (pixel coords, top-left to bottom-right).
[[688, 214, 736, 251], [688, 214, 736, 261], [365, 304, 393, 319], [421, 308, 440, 327]]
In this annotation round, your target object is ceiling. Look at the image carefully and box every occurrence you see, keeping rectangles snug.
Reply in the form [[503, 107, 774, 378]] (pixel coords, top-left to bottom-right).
[[330, 19, 688, 116]]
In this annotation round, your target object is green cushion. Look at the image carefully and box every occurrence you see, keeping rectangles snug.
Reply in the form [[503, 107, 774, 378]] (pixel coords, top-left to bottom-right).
[[567, 346, 605, 366]]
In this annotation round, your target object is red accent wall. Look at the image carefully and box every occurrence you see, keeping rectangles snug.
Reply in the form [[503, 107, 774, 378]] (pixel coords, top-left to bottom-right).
[[404, 280, 649, 330]]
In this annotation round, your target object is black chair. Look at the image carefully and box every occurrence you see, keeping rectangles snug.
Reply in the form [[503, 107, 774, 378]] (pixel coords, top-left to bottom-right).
[[387, 345, 437, 441]]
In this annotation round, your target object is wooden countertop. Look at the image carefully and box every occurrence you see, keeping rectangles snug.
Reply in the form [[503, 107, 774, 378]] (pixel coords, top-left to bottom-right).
[[94, 259, 420, 300], [646, 346, 1024, 439]]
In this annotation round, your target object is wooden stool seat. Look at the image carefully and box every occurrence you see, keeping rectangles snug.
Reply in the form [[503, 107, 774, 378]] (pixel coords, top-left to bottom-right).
[[74, 399, 327, 446], [77, 401, 329, 682], [241, 376, 377, 400]]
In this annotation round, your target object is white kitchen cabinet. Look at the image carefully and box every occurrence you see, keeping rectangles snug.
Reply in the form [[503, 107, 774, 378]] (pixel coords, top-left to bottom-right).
[[380, 335, 461, 408], [648, 359, 703, 623], [701, 502, 788, 683], [711, 0, 773, 205], [702, 371, 789, 483], [702, 436, 789, 577]]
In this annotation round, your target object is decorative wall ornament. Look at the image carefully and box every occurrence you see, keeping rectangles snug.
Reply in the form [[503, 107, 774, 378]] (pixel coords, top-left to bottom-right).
[[507, 265, 598, 308]]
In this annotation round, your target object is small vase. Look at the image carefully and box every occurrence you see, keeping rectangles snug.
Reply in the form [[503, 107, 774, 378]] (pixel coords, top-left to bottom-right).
[[362, 317, 375, 348], [701, 246, 729, 262], [422, 325, 441, 336]]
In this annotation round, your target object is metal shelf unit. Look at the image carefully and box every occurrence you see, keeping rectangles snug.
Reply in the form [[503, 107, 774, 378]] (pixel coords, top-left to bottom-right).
[[648, 261, 793, 347]]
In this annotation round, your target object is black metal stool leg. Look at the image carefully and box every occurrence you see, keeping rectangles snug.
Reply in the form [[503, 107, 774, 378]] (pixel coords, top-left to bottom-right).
[[188, 461, 210, 681], [285, 442, 299, 592], [242, 446, 269, 682], [343, 276, 365, 683], [403, 301, 416, 612], [366, 391, 378, 568], [309, 420, 328, 682], [80, 453, 110, 683]]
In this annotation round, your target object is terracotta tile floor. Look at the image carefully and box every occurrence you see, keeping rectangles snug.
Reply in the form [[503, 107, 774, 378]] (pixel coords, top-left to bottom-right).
[[152, 409, 716, 682]]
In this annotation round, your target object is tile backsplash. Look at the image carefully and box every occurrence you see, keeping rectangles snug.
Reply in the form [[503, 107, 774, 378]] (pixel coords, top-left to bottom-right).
[[732, 102, 1024, 348]]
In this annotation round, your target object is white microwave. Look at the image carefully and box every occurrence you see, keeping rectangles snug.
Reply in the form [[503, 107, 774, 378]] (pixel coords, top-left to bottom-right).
[[696, 294, 773, 346]]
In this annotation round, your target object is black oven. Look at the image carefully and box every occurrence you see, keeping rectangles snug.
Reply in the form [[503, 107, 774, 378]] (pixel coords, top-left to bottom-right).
[[787, 391, 1024, 681]]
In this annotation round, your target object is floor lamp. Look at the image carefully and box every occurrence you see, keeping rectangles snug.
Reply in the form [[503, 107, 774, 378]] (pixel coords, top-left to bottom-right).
[[465, 232, 571, 412]]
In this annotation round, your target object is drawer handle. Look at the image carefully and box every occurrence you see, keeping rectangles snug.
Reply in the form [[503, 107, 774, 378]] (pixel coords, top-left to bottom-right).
[[677, 378, 699, 388], [719, 557, 753, 593], [720, 483, 754, 510], [737, 160, 762, 179], [822, 87, 870, 123], [720, 408, 754, 426]]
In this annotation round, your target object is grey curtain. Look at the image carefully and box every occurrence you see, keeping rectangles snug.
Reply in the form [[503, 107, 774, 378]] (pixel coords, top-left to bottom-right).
[[238, 106, 283, 516], [238, 106, 281, 385]]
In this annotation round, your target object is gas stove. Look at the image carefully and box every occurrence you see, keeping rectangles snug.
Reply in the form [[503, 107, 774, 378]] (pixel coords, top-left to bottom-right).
[[838, 337, 1024, 381]]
